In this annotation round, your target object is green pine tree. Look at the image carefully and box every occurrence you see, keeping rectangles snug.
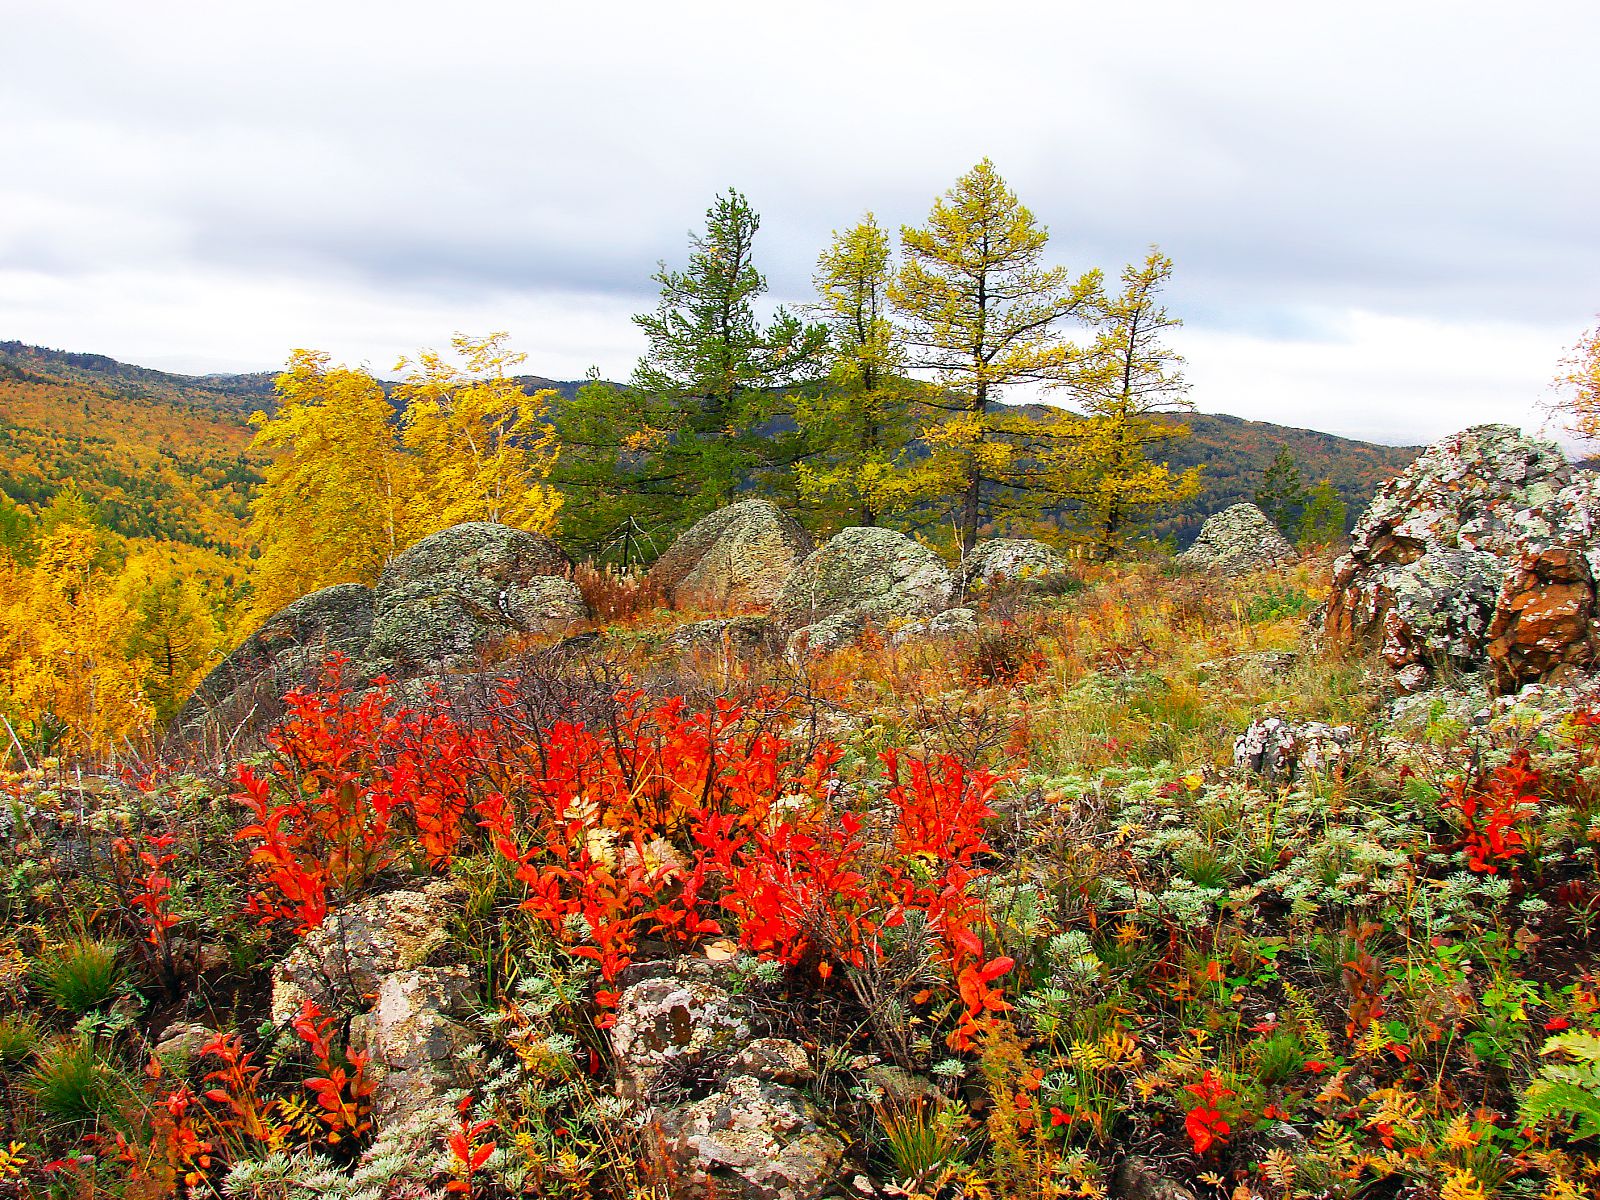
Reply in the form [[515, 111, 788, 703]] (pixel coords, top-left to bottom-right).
[[553, 189, 827, 551], [1296, 478, 1348, 548], [1255, 445, 1308, 535]]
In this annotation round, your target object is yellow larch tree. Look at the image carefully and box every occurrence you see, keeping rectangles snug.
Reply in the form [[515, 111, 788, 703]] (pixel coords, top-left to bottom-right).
[[891, 159, 1101, 552], [0, 520, 151, 757], [395, 332, 563, 536], [1549, 316, 1600, 455], [246, 350, 419, 619]]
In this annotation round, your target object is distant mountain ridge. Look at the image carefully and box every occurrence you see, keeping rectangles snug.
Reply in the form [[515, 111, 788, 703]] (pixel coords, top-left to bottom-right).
[[0, 339, 1421, 549]]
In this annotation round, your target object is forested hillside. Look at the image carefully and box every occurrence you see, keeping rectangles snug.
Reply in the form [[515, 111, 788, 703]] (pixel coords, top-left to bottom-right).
[[0, 341, 267, 548], [0, 342, 1415, 556]]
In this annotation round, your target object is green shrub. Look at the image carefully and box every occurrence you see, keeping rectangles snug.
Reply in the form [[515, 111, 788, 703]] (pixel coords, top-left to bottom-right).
[[34, 937, 123, 1014], [27, 1037, 115, 1125], [0, 1013, 41, 1066]]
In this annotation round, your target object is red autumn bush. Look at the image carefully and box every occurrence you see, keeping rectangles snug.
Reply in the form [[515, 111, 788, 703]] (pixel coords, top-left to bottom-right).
[[234, 666, 1015, 1044]]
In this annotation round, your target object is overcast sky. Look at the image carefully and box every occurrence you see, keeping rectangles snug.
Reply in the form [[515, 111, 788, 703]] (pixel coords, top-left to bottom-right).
[[2, 1, 1596, 445]]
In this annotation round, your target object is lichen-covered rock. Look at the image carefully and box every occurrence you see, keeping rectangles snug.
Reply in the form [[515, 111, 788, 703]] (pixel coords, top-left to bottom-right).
[[1179, 504, 1297, 574], [610, 967, 751, 1102], [1326, 424, 1600, 692], [270, 881, 461, 1023], [1114, 1158, 1201, 1200], [652, 1072, 846, 1200], [647, 501, 813, 611], [773, 527, 956, 635], [664, 617, 778, 658], [1487, 547, 1600, 691], [963, 539, 1069, 590], [153, 1022, 218, 1068], [369, 522, 585, 670], [1234, 717, 1352, 782], [784, 611, 869, 660], [890, 607, 979, 646], [722, 1038, 813, 1087], [174, 583, 375, 735], [349, 966, 481, 1123]]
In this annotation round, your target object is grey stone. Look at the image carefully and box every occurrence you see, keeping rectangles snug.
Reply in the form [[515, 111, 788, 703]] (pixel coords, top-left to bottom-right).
[[647, 500, 814, 611], [610, 968, 751, 1102], [891, 607, 980, 646], [664, 617, 778, 658], [174, 583, 375, 734], [1234, 717, 1352, 782], [652, 1072, 847, 1200], [963, 539, 1070, 591], [270, 881, 462, 1024], [722, 1038, 814, 1086], [349, 965, 481, 1123], [1114, 1157, 1201, 1200], [369, 522, 585, 670], [1179, 503, 1297, 574], [774, 526, 957, 637]]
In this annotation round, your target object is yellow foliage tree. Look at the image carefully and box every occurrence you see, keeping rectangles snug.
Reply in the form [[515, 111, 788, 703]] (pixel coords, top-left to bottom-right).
[[395, 332, 563, 535], [117, 549, 224, 722], [891, 159, 1101, 551], [1050, 248, 1201, 558], [247, 350, 419, 619], [798, 215, 939, 531], [0, 522, 151, 757], [1550, 316, 1600, 453]]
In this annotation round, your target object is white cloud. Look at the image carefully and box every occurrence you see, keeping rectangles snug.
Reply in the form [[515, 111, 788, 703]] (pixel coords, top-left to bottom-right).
[[0, 0, 1596, 445]]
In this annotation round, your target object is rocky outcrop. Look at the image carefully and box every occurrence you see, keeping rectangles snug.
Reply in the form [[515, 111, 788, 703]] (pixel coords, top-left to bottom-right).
[[1326, 425, 1600, 692], [174, 583, 375, 735], [647, 501, 813, 611], [611, 965, 751, 1102], [664, 617, 778, 658], [270, 881, 478, 1126], [774, 527, 956, 653], [369, 522, 586, 670], [653, 1072, 846, 1200], [1234, 717, 1352, 782], [349, 966, 480, 1123], [1179, 504, 1297, 574], [1486, 547, 1600, 691], [963, 538, 1070, 591], [890, 607, 979, 646], [611, 962, 844, 1200], [270, 881, 461, 1023]]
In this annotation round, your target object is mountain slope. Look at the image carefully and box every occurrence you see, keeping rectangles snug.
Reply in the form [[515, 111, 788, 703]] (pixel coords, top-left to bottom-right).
[[0, 340, 1423, 552]]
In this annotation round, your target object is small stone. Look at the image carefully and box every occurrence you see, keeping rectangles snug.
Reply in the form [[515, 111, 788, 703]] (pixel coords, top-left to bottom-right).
[[610, 967, 752, 1102]]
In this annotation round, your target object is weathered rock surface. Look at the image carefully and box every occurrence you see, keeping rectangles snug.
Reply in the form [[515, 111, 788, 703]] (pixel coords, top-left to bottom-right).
[[611, 963, 845, 1200], [890, 607, 979, 646], [664, 616, 778, 658], [1114, 1157, 1202, 1200], [1326, 424, 1600, 692], [648, 500, 813, 611], [175, 583, 375, 734], [1486, 546, 1600, 691], [775, 527, 956, 653], [370, 522, 585, 669], [963, 538, 1070, 590], [1179, 503, 1297, 574], [610, 967, 751, 1102], [653, 1072, 845, 1200], [270, 881, 461, 1024], [349, 965, 481, 1123], [1234, 717, 1352, 782]]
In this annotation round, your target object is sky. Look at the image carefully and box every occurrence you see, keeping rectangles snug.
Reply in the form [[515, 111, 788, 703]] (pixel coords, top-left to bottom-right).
[[1, 0, 1596, 446]]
